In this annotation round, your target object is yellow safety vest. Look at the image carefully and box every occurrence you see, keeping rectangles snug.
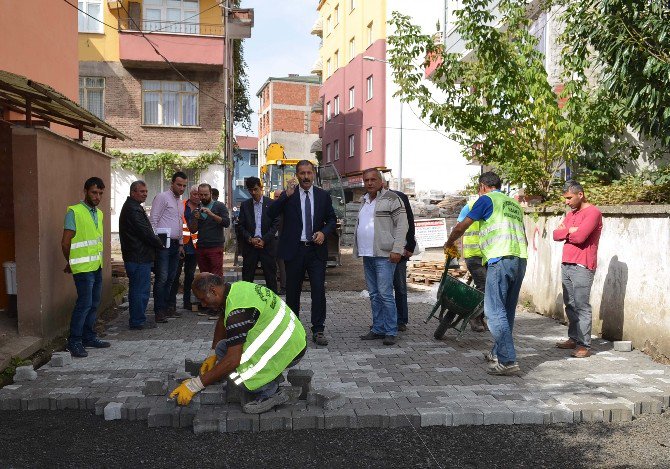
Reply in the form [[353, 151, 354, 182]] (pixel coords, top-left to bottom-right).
[[68, 203, 103, 274], [478, 191, 528, 265], [462, 200, 483, 259]]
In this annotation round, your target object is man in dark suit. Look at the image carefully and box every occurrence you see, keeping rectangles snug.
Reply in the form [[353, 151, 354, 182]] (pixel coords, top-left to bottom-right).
[[238, 177, 279, 293], [267, 160, 337, 346]]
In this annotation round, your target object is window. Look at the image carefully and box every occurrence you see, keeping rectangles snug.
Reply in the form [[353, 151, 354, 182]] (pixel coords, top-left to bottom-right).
[[143, 0, 200, 34], [349, 37, 356, 62], [326, 101, 331, 120], [249, 152, 258, 166], [334, 50, 339, 69], [334, 4, 339, 26], [366, 127, 373, 152], [348, 134, 355, 157], [350, 0, 356, 12], [334, 139, 340, 160], [78, 0, 103, 33], [326, 58, 331, 77], [334, 95, 340, 116], [366, 75, 373, 100], [326, 143, 331, 163], [367, 21, 374, 47], [79, 77, 105, 119], [142, 80, 199, 126], [326, 15, 332, 34], [348, 86, 355, 109], [144, 167, 197, 206]]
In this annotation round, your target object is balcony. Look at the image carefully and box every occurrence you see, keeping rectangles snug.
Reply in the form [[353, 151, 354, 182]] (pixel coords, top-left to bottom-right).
[[119, 19, 224, 71]]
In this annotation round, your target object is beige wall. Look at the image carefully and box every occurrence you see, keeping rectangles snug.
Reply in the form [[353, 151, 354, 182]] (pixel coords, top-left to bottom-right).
[[521, 206, 670, 359], [12, 127, 112, 339]]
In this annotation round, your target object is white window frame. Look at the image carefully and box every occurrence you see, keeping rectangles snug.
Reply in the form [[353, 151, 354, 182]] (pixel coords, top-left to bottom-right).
[[78, 0, 104, 33], [366, 75, 373, 101], [334, 95, 340, 116], [334, 139, 340, 160], [141, 80, 199, 127], [249, 152, 258, 166], [348, 134, 355, 157], [326, 15, 332, 35], [334, 50, 339, 69], [348, 86, 355, 109], [326, 101, 331, 120], [350, 0, 356, 12], [366, 127, 373, 152], [326, 143, 331, 163], [334, 4, 339, 26], [367, 21, 373, 47], [326, 58, 331, 77], [142, 0, 200, 34], [349, 37, 356, 62], [79, 77, 105, 119]]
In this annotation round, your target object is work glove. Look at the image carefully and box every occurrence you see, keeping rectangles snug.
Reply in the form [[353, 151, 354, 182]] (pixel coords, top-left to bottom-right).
[[444, 244, 460, 260], [169, 376, 205, 406], [200, 351, 217, 375]]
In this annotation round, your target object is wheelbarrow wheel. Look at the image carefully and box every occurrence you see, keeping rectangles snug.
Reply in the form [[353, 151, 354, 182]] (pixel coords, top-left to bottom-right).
[[434, 310, 458, 340]]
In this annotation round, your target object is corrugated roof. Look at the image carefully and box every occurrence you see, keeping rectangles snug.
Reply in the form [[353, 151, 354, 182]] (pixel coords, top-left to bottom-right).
[[235, 135, 258, 150], [0, 69, 127, 140]]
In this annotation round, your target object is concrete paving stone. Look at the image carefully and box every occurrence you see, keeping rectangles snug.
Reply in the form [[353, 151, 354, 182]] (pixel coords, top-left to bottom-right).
[[614, 341, 633, 352], [451, 407, 484, 426], [95, 398, 113, 416], [482, 408, 515, 425], [323, 409, 358, 429], [14, 366, 37, 382], [121, 402, 139, 420], [49, 352, 73, 368], [512, 409, 548, 425], [200, 384, 226, 405], [291, 409, 325, 430], [550, 407, 575, 424], [607, 406, 633, 422], [104, 402, 123, 421], [57, 396, 81, 410], [226, 410, 259, 432], [179, 406, 198, 428], [354, 408, 389, 428], [193, 410, 225, 434], [148, 402, 176, 427], [387, 409, 421, 428], [184, 358, 203, 377], [260, 409, 293, 431], [143, 378, 167, 396], [417, 407, 449, 427]]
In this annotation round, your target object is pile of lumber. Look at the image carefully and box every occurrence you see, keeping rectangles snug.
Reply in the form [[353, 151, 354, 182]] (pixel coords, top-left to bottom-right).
[[407, 260, 468, 285]]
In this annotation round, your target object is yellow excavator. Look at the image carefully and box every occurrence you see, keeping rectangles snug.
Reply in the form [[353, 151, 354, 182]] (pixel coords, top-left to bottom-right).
[[260, 143, 345, 266]]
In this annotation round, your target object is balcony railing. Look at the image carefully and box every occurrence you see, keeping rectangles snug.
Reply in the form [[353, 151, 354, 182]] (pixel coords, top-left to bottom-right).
[[119, 18, 223, 36]]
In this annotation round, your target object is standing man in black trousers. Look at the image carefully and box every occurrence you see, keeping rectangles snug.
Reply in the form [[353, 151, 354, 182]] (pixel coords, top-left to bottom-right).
[[238, 177, 279, 292], [267, 160, 337, 346], [390, 187, 417, 331]]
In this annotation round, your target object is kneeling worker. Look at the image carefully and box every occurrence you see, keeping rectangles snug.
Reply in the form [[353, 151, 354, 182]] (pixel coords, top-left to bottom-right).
[[169, 273, 306, 413]]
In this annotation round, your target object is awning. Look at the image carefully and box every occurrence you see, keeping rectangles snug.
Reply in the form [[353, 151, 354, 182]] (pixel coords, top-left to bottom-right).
[[0, 69, 127, 140], [310, 57, 323, 75], [311, 99, 323, 113], [310, 18, 323, 36], [310, 138, 322, 153]]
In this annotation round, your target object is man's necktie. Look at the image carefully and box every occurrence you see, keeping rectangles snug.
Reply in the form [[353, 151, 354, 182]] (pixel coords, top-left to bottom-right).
[[304, 190, 313, 241]]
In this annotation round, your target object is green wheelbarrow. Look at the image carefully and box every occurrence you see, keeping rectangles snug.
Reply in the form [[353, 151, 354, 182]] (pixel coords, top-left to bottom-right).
[[424, 257, 485, 340]]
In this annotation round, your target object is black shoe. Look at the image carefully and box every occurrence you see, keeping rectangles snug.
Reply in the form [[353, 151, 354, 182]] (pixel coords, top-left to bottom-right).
[[165, 306, 182, 318], [312, 332, 329, 346], [398, 324, 407, 332], [67, 343, 88, 358], [183, 303, 192, 311], [83, 338, 111, 348], [129, 324, 144, 330], [360, 331, 384, 340], [383, 335, 397, 346], [154, 312, 168, 323]]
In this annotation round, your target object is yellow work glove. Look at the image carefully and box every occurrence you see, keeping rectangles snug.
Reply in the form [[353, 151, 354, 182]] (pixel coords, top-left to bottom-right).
[[169, 377, 204, 406], [444, 244, 460, 259], [200, 352, 217, 375]]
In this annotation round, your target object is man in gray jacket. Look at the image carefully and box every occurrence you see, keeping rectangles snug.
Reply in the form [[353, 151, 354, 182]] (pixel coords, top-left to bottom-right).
[[354, 168, 408, 345]]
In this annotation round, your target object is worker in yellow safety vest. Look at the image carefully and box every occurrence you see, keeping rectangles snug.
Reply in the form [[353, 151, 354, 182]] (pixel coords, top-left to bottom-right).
[[61, 177, 111, 358], [445, 172, 528, 377], [169, 185, 200, 313]]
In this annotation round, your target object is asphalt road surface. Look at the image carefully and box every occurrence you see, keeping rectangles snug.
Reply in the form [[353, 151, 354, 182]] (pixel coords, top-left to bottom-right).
[[1, 410, 670, 468]]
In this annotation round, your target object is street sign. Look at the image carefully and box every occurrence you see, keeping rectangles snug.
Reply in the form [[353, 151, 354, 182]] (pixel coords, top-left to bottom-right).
[[414, 218, 447, 248]]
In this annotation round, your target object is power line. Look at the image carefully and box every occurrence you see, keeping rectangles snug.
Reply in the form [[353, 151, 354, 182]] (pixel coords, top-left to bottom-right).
[[62, 0, 121, 30]]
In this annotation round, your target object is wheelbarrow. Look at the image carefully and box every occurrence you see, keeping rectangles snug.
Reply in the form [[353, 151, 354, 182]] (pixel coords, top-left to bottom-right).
[[424, 256, 485, 340]]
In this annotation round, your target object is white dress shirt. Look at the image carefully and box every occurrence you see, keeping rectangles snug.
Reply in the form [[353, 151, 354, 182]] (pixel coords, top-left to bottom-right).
[[299, 185, 315, 241], [356, 193, 376, 257]]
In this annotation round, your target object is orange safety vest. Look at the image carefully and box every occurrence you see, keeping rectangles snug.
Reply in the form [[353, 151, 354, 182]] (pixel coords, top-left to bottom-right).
[[182, 200, 198, 248]]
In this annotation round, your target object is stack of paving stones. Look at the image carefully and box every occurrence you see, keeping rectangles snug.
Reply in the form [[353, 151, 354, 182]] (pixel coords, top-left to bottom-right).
[[2, 292, 670, 432]]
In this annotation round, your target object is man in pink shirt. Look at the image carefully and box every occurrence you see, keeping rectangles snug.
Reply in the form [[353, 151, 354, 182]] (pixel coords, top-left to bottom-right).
[[553, 181, 603, 358]]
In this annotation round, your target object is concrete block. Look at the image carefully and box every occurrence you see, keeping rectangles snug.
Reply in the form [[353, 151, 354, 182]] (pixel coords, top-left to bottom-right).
[[513, 409, 546, 425], [417, 407, 448, 427], [355, 409, 389, 428], [49, 352, 73, 367], [287, 369, 314, 399], [121, 402, 138, 420], [550, 408, 574, 424], [57, 396, 80, 410], [184, 358, 203, 377], [608, 407, 633, 422], [148, 403, 175, 427], [580, 407, 605, 423], [323, 409, 358, 429], [388, 409, 421, 428], [13, 366, 37, 382], [226, 410, 259, 432], [613, 341, 633, 352], [200, 385, 226, 405], [291, 409, 325, 430], [143, 378, 167, 396], [311, 390, 347, 410], [260, 409, 293, 431], [104, 402, 123, 421], [0, 397, 20, 411], [483, 409, 515, 425], [452, 408, 484, 426], [193, 412, 223, 434], [641, 399, 663, 415], [179, 407, 198, 428]]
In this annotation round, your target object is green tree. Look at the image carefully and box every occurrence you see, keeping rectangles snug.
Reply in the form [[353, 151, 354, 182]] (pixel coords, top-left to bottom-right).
[[560, 0, 670, 148], [387, 0, 621, 196]]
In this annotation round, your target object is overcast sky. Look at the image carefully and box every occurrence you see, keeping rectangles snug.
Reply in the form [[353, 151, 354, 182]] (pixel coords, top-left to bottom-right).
[[235, 0, 321, 137]]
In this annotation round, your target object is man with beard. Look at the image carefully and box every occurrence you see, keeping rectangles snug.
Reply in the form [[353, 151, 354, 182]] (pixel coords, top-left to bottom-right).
[[188, 183, 230, 277]]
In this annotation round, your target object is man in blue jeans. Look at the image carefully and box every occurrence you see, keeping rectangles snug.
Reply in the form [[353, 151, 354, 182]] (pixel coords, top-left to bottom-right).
[[444, 172, 528, 376], [150, 172, 188, 323], [61, 177, 111, 358], [119, 181, 164, 329], [355, 169, 408, 346], [390, 188, 416, 332]]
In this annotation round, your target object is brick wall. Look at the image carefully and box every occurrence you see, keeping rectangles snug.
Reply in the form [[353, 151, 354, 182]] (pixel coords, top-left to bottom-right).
[[272, 81, 307, 106], [82, 62, 223, 152], [272, 108, 308, 133]]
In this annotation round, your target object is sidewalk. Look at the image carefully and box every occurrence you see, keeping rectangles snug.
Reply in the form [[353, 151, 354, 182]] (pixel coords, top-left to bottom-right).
[[1, 290, 669, 432]]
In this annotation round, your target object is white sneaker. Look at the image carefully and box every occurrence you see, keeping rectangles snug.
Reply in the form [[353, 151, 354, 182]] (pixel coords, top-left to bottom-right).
[[486, 362, 521, 376], [483, 351, 498, 364]]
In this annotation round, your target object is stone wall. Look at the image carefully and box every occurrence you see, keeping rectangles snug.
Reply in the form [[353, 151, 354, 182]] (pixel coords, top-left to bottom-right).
[[521, 205, 670, 359]]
